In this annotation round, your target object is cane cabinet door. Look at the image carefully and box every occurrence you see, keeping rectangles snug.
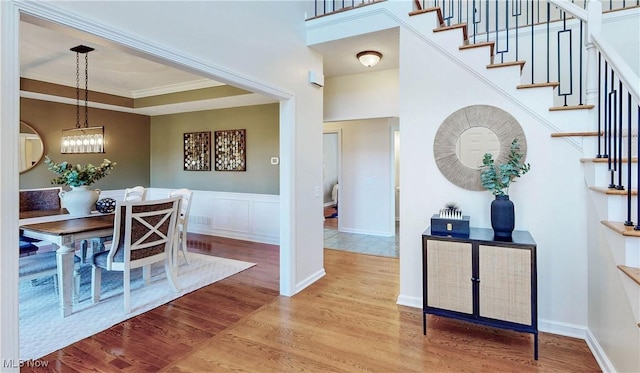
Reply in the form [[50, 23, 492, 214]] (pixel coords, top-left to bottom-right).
[[426, 240, 473, 314], [478, 244, 532, 325]]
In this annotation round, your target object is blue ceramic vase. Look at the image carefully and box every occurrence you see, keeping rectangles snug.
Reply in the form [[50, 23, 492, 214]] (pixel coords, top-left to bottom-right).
[[491, 195, 515, 238]]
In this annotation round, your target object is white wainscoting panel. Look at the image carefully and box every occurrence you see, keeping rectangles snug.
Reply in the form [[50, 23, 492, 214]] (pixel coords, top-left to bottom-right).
[[156, 188, 279, 244], [98, 188, 280, 244]]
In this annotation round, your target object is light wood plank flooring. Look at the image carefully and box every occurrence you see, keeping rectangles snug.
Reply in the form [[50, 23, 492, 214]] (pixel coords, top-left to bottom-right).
[[23, 234, 600, 372]]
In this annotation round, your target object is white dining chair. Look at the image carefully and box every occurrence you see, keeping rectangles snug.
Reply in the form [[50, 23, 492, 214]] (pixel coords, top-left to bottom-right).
[[91, 196, 181, 313], [123, 186, 147, 202], [168, 188, 193, 267]]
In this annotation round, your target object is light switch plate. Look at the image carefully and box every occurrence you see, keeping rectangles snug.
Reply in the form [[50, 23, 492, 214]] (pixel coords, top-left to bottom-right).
[[270, 157, 279, 165]]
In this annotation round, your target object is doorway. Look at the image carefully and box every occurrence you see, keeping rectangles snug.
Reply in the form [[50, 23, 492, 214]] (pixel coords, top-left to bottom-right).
[[322, 119, 398, 258]]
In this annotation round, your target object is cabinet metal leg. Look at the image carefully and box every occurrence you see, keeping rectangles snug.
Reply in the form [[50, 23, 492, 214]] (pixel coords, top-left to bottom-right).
[[534, 332, 539, 360], [423, 313, 426, 335]]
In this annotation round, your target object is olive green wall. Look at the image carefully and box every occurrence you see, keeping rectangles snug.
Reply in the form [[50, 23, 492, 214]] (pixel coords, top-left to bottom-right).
[[19, 98, 151, 190], [150, 104, 279, 194]]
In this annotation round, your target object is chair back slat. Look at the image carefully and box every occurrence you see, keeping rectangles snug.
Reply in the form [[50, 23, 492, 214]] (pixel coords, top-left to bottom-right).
[[107, 197, 180, 267]]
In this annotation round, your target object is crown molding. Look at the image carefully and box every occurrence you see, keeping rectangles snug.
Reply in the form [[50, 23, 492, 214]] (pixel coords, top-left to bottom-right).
[[130, 79, 223, 99]]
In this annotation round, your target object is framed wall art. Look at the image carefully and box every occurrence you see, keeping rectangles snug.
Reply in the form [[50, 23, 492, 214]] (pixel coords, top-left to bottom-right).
[[214, 129, 246, 171], [183, 131, 211, 171]]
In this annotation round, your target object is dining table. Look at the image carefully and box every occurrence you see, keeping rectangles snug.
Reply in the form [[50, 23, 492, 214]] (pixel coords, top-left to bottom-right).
[[19, 210, 114, 317]]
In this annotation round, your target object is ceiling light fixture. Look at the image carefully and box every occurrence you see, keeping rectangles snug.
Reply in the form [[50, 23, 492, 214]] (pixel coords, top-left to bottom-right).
[[357, 50, 382, 67], [61, 45, 105, 154]]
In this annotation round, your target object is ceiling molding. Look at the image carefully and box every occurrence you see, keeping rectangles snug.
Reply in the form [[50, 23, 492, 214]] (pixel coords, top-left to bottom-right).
[[130, 79, 224, 99], [20, 90, 278, 116]]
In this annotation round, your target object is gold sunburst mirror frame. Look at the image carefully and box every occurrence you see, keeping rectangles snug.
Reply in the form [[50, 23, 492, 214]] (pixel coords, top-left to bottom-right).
[[433, 105, 527, 191]]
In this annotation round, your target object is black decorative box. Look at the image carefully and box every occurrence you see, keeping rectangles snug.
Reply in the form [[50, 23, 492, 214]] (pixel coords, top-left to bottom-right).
[[430, 214, 470, 237]]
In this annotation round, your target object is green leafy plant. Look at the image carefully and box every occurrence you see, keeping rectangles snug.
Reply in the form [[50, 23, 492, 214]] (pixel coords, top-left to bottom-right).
[[44, 156, 116, 187], [480, 139, 531, 196]]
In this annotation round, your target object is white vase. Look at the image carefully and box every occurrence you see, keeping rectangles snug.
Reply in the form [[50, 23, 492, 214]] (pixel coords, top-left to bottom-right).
[[59, 186, 101, 216]]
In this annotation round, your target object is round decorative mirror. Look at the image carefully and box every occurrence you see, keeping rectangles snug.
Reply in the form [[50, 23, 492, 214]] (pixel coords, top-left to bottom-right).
[[434, 105, 527, 191], [19, 121, 44, 174]]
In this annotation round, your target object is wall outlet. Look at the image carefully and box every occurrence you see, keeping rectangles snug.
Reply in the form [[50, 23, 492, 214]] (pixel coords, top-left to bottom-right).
[[270, 157, 279, 165]]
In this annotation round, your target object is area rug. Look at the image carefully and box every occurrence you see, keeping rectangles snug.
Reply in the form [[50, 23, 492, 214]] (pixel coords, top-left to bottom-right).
[[19, 253, 255, 360]]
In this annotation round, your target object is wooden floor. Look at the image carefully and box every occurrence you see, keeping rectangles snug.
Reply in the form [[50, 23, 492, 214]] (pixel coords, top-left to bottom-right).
[[24, 234, 600, 372]]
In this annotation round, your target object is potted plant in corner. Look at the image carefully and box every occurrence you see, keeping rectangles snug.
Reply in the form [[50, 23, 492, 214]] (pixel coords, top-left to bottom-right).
[[44, 156, 116, 216], [480, 139, 530, 238]]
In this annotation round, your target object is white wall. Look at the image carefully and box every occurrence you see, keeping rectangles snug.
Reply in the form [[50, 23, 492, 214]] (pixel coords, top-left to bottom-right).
[[324, 69, 399, 121], [602, 8, 640, 75], [324, 118, 397, 236]]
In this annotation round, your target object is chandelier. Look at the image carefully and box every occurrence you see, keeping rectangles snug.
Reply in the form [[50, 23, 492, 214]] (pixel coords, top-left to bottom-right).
[[60, 45, 105, 154]]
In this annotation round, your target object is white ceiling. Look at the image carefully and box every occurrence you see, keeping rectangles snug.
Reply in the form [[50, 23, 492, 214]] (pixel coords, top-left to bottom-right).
[[20, 20, 399, 116]]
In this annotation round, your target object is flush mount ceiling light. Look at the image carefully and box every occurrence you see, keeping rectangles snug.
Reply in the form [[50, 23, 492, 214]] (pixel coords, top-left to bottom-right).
[[61, 45, 105, 154], [357, 50, 382, 67]]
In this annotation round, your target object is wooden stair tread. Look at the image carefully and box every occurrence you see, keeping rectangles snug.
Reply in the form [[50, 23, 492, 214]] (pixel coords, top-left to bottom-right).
[[549, 104, 595, 111], [580, 157, 638, 163], [487, 60, 526, 71], [551, 131, 601, 137], [409, 7, 442, 23], [459, 41, 495, 56], [617, 265, 640, 286], [601, 221, 640, 237], [517, 82, 560, 89], [589, 186, 637, 195], [433, 23, 467, 41]]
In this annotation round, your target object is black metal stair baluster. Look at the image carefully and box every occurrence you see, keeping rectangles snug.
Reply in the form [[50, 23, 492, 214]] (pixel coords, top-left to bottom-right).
[[472, 0, 481, 44], [514, 0, 521, 61], [579, 20, 584, 106], [604, 60, 609, 159], [597, 53, 604, 158], [608, 68, 615, 188], [557, 11, 573, 106], [611, 87, 618, 188], [617, 80, 624, 190], [546, 2, 551, 83], [530, 0, 535, 84], [485, 0, 490, 42], [625, 92, 633, 225]]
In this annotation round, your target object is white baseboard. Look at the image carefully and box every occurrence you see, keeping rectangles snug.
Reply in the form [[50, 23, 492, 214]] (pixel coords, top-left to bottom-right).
[[585, 328, 617, 373], [189, 226, 279, 245], [538, 318, 587, 339], [396, 294, 421, 309], [341, 227, 395, 237], [295, 268, 326, 294]]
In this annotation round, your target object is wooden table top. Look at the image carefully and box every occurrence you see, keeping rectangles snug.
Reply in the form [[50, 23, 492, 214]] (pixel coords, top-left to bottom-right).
[[20, 214, 114, 236]]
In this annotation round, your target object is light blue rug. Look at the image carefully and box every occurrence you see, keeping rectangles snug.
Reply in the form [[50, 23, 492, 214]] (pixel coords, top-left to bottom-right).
[[19, 253, 255, 360]]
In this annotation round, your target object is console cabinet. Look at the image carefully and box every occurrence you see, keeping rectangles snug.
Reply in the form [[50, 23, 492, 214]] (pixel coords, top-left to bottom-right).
[[422, 227, 538, 359]]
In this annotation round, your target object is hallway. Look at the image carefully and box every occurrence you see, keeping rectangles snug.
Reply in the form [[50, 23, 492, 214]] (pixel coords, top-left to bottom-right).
[[323, 205, 399, 258]]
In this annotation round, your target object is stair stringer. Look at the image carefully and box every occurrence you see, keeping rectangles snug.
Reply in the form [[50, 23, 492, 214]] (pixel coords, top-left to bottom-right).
[[584, 156, 640, 336], [583, 166, 640, 372]]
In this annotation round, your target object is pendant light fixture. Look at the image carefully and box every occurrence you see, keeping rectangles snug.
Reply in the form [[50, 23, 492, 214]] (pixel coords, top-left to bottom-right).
[[356, 50, 382, 67], [61, 45, 105, 154]]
